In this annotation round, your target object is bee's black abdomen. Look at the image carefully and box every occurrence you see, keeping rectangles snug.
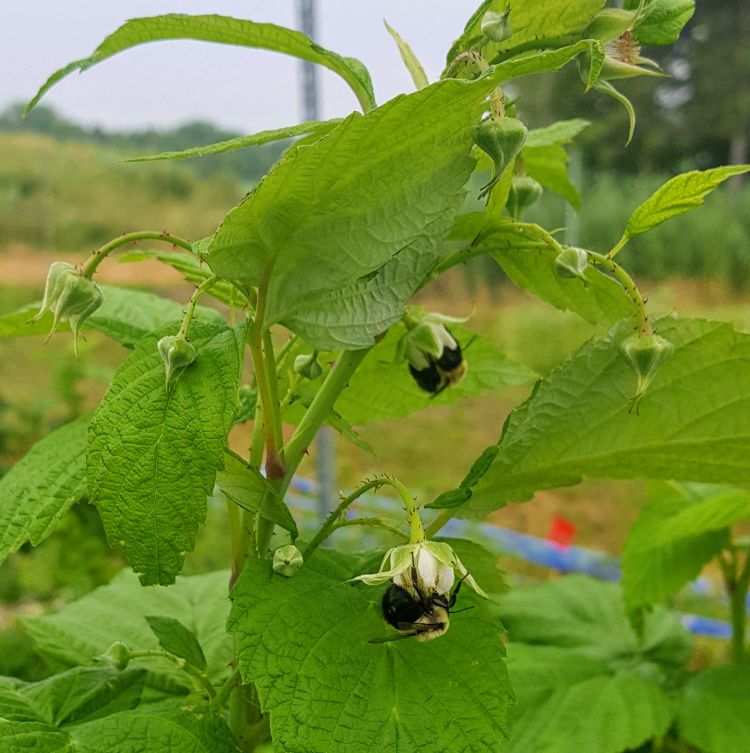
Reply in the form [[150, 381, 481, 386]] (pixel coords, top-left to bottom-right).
[[381, 584, 422, 629], [409, 362, 442, 393]]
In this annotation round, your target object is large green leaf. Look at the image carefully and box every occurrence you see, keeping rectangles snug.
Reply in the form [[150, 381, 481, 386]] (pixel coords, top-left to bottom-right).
[[0, 285, 224, 348], [145, 617, 207, 671], [0, 700, 240, 753], [625, 166, 750, 239], [384, 21, 429, 90], [0, 415, 89, 563], [506, 645, 673, 753], [325, 324, 535, 424], [447, 0, 605, 64], [468, 317, 750, 513], [525, 119, 590, 147], [622, 486, 732, 610], [475, 221, 633, 326], [496, 575, 692, 669], [87, 322, 242, 585], [126, 119, 340, 163], [228, 552, 512, 753], [21, 570, 231, 691], [26, 14, 375, 114], [206, 79, 487, 342], [677, 666, 750, 753], [0, 666, 146, 726]]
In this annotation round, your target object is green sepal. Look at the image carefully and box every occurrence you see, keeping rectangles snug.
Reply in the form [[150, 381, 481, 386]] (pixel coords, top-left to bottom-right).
[[619, 332, 674, 413], [474, 117, 528, 202]]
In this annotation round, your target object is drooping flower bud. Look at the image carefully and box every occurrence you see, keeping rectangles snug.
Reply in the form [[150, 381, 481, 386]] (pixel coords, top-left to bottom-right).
[[401, 314, 467, 394], [273, 544, 304, 577], [157, 335, 197, 392], [31, 261, 104, 356], [97, 641, 131, 670], [554, 247, 589, 281], [481, 7, 512, 43], [580, 29, 664, 83], [474, 117, 528, 201], [619, 332, 674, 413], [507, 175, 543, 219], [293, 352, 324, 380], [352, 540, 487, 599]]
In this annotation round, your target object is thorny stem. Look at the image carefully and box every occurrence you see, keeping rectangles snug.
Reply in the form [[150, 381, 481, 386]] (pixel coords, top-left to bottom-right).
[[80, 231, 194, 279], [303, 476, 417, 559], [177, 275, 219, 340], [586, 250, 652, 334], [127, 649, 216, 699]]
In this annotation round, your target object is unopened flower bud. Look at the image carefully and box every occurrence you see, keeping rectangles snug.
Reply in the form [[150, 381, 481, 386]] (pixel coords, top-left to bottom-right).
[[98, 641, 131, 670], [474, 117, 528, 201], [273, 544, 304, 577], [554, 247, 589, 281], [32, 261, 104, 356], [481, 7, 512, 42], [619, 332, 674, 413], [157, 335, 197, 392], [293, 352, 324, 380], [507, 176, 543, 219]]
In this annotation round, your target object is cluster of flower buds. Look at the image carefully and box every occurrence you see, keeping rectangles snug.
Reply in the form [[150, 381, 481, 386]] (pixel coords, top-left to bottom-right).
[[32, 261, 104, 356], [399, 310, 468, 394], [354, 539, 487, 599], [157, 334, 197, 392]]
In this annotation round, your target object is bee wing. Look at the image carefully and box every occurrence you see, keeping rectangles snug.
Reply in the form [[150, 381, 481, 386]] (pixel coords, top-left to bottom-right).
[[368, 632, 418, 644], [368, 621, 445, 644]]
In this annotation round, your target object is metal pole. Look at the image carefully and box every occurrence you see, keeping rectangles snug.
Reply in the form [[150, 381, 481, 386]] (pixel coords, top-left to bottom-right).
[[296, 0, 337, 521]]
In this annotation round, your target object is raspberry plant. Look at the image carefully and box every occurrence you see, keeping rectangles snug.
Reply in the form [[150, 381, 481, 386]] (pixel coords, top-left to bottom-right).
[[1, 2, 749, 752]]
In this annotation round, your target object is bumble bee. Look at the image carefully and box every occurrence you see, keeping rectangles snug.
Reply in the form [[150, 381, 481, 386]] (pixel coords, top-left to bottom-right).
[[369, 563, 469, 644], [408, 334, 468, 395]]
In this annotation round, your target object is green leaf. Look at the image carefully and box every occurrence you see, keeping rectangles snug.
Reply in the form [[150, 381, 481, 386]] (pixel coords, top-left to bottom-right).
[[0, 415, 89, 563], [622, 487, 732, 610], [523, 144, 581, 207], [1, 666, 146, 727], [88, 322, 242, 585], [506, 645, 673, 753], [216, 452, 298, 537], [384, 20, 429, 90], [69, 701, 239, 753], [0, 721, 72, 751], [21, 570, 231, 691], [677, 666, 750, 753], [0, 285, 224, 348], [626, 166, 750, 238], [145, 617, 207, 671], [228, 553, 512, 753], [630, 0, 695, 46], [476, 221, 633, 326], [497, 575, 692, 668], [26, 14, 375, 115], [329, 324, 536, 424], [439, 537, 507, 593], [429, 446, 500, 509], [206, 79, 487, 339], [525, 119, 590, 147], [595, 80, 637, 145], [468, 317, 750, 514], [125, 119, 341, 163], [448, 0, 605, 65]]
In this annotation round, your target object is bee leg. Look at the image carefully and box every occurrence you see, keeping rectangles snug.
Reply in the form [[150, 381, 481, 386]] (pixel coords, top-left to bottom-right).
[[447, 572, 470, 609]]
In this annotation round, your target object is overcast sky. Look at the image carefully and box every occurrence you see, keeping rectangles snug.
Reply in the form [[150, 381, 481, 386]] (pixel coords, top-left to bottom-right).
[[1, 1, 478, 133]]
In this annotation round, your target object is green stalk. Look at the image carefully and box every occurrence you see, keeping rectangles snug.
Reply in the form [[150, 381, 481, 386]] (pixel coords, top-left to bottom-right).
[[127, 649, 216, 699], [284, 348, 370, 477], [332, 517, 410, 540], [80, 230, 194, 279], [720, 550, 749, 663], [424, 508, 455, 539], [177, 275, 219, 340], [587, 250, 651, 334], [607, 232, 630, 259]]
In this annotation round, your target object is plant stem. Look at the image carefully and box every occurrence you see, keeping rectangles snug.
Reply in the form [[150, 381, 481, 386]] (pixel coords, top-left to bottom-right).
[[424, 509, 455, 539], [607, 232, 630, 259], [213, 666, 241, 709], [332, 517, 410, 540], [284, 348, 370, 477], [177, 275, 219, 340], [80, 231, 194, 279], [303, 476, 416, 559], [720, 549, 749, 663], [127, 649, 216, 699], [587, 250, 651, 334]]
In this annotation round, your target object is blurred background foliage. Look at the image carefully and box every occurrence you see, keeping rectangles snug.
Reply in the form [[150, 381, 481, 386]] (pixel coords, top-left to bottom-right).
[[1, 0, 748, 679]]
